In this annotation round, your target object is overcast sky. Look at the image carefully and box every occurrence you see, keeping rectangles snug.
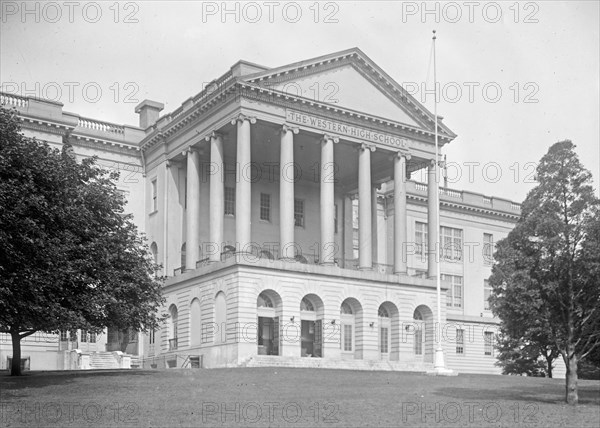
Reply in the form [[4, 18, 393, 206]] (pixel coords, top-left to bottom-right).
[[1, 1, 598, 202]]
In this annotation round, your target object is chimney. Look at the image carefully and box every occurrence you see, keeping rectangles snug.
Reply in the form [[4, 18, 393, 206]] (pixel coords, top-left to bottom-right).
[[135, 99, 164, 129]]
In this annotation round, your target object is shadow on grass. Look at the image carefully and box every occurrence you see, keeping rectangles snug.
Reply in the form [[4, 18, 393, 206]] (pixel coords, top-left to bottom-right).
[[435, 384, 600, 405], [0, 369, 156, 391]]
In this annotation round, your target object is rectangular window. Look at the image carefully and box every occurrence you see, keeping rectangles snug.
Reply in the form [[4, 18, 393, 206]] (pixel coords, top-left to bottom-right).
[[294, 199, 304, 227], [456, 328, 464, 354], [483, 233, 494, 264], [484, 279, 493, 310], [442, 274, 463, 308], [70, 330, 77, 342], [224, 186, 235, 216], [151, 179, 157, 212], [60, 331, 68, 341], [343, 324, 353, 352], [484, 332, 494, 356], [380, 327, 389, 353], [80, 330, 87, 343], [149, 329, 155, 345], [89, 332, 96, 343], [415, 222, 428, 255], [260, 193, 271, 221], [441, 226, 463, 261]]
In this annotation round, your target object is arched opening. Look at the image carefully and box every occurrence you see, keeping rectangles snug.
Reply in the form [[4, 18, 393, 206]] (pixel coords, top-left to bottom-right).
[[257, 290, 282, 356], [413, 305, 434, 363], [168, 304, 178, 351], [378, 302, 400, 361], [190, 298, 202, 347], [340, 298, 363, 360], [214, 292, 227, 344], [150, 242, 158, 264], [300, 294, 324, 358]]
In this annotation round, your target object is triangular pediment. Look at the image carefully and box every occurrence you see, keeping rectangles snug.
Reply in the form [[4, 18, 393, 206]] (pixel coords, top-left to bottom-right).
[[240, 48, 455, 138]]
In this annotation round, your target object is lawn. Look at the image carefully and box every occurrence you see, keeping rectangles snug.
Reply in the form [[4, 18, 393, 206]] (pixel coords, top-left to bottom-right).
[[1, 368, 599, 427]]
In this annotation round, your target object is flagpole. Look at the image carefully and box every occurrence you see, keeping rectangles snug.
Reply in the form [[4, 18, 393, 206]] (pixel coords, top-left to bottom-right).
[[431, 29, 454, 376]]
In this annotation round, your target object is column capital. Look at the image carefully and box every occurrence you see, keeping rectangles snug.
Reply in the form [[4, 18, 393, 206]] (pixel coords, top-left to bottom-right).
[[281, 123, 299, 135], [230, 113, 257, 125], [394, 150, 412, 161], [183, 145, 201, 156], [360, 143, 376, 152], [429, 157, 444, 167], [321, 134, 340, 144], [204, 131, 224, 142], [166, 158, 183, 168]]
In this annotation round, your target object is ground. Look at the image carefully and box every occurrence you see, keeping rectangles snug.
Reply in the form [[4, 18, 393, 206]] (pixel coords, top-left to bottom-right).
[[1, 369, 599, 427]]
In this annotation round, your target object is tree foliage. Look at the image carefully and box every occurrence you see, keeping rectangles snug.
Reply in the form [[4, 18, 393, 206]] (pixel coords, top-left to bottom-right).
[[489, 140, 600, 404], [0, 106, 165, 375]]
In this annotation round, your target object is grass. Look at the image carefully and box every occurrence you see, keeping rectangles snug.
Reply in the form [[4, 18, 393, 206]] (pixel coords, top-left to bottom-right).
[[1, 368, 599, 427]]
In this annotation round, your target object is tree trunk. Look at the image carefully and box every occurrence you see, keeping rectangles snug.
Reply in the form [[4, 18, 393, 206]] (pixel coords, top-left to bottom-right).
[[546, 355, 553, 378], [566, 354, 578, 405], [10, 330, 22, 376]]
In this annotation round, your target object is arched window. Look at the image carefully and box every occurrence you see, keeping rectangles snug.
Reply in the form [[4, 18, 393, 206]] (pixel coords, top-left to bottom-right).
[[150, 242, 158, 264], [215, 292, 227, 344], [413, 309, 424, 356], [300, 297, 314, 312], [190, 298, 202, 347], [181, 243, 186, 271], [378, 307, 389, 318], [168, 304, 178, 351], [257, 294, 273, 308], [340, 302, 353, 315]]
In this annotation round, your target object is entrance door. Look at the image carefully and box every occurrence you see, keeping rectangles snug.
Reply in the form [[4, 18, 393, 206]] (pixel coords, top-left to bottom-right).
[[258, 316, 279, 355], [300, 320, 323, 357]]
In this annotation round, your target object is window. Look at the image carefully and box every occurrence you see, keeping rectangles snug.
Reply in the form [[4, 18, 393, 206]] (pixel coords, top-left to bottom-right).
[[441, 226, 463, 261], [70, 330, 77, 342], [224, 186, 235, 216], [334, 204, 338, 234], [343, 324, 353, 351], [257, 294, 273, 308], [149, 329, 155, 345], [150, 242, 158, 264], [89, 332, 96, 343], [340, 302, 353, 315], [378, 307, 389, 318], [169, 305, 178, 350], [80, 330, 87, 343], [151, 179, 157, 212], [484, 331, 494, 355], [380, 327, 389, 353], [415, 222, 428, 255], [181, 243, 186, 271], [483, 233, 493, 264], [456, 328, 464, 354], [442, 274, 463, 308], [60, 331, 68, 341], [260, 193, 271, 221], [413, 310, 423, 356], [294, 199, 304, 227], [484, 279, 492, 310], [300, 297, 314, 312]]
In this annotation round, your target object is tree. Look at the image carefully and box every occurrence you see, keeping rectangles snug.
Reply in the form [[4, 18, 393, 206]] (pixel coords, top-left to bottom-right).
[[495, 328, 557, 377], [0, 107, 165, 376], [489, 140, 600, 405]]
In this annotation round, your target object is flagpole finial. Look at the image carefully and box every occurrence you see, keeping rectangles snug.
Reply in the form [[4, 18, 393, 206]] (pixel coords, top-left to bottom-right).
[[432, 29, 437, 40]]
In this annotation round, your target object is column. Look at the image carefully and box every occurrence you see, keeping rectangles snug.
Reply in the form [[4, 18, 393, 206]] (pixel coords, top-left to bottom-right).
[[320, 134, 337, 264], [280, 124, 298, 259], [232, 114, 256, 253], [371, 185, 379, 265], [427, 160, 439, 278], [394, 152, 410, 274], [358, 144, 374, 269], [208, 132, 224, 262], [185, 148, 200, 270]]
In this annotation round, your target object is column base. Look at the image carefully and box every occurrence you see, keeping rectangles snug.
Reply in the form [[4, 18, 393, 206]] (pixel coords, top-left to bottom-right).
[[426, 347, 458, 376], [358, 266, 373, 271]]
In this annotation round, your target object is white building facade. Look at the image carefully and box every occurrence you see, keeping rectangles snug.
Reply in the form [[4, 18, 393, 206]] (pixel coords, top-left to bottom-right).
[[3, 48, 555, 375]]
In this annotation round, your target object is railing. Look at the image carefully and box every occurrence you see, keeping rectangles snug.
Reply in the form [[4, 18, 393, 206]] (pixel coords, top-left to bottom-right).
[[78, 117, 125, 134], [0, 93, 28, 108], [415, 183, 427, 192], [483, 196, 492, 205], [510, 202, 521, 211], [440, 187, 462, 199], [168, 338, 178, 351]]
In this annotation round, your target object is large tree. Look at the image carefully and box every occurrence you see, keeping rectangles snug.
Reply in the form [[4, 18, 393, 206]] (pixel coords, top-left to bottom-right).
[[0, 107, 165, 376], [489, 140, 600, 405]]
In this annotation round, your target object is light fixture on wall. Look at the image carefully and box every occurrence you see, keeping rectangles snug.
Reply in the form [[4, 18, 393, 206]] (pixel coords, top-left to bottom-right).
[[369, 322, 375, 328], [290, 316, 295, 322], [331, 319, 336, 325]]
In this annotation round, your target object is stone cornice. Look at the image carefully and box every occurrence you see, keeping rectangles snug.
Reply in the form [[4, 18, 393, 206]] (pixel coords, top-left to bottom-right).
[[406, 193, 521, 221]]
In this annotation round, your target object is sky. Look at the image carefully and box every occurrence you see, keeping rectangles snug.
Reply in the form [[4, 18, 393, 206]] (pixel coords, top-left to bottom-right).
[[1, 0, 598, 203]]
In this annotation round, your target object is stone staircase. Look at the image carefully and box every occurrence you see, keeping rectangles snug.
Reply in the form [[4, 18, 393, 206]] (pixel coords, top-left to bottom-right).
[[242, 355, 433, 372], [89, 352, 120, 369]]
